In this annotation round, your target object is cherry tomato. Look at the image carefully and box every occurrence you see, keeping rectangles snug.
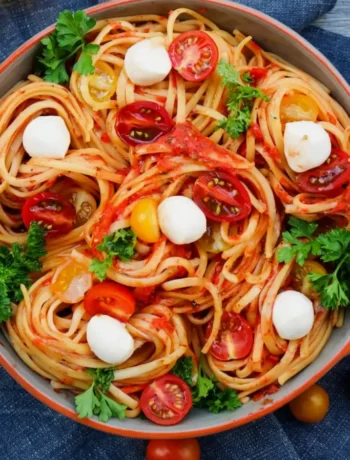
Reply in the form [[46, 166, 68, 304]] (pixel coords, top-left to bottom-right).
[[293, 260, 327, 299], [61, 188, 97, 227], [280, 94, 319, 124], [289, 384, 330, 423], [168, 31, 218, 82], [146, 439, 200, 460], [116, 101, 173, 146], [130, 198, 160, 243], [51, 260, 92, 303], [88, 61, 117, 102], [140, 374, 192, 425], [84, 282, 135, 322], [296, 148, 350, 195], [197, 221, 230, 253], [193, 172, 251, 223], [22, 191, 76, 236], [206, 311, 253, 361]]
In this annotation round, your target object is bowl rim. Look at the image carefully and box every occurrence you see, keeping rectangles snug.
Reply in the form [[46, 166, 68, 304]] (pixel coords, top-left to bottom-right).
[[0, 0, 349, 439]]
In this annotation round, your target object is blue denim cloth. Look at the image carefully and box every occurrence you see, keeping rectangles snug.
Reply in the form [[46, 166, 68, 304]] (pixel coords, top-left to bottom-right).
[[0, 1, 349, 459]]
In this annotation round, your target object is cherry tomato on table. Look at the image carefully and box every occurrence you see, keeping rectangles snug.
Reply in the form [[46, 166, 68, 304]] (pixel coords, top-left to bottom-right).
[[84, 281, 135, 322], [146, 439, 200, 460], [296, 148, 350, 195], [168, 31, 219, 82], [289, 384, 330, 423], [206, 311, 253, 360], [193, 172, 252, 223], [140, 374, 192, 425], [22, 191, 76, 236], [115, 101, 173, 146]]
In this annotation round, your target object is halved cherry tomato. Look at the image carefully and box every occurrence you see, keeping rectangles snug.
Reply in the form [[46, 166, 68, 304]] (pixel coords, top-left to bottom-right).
[[197, 221, 230, 253], [130, 198, 160, 243], [293, 260, 327, 299], [116, 101, 173, 146], [296, 148, 350, 195], [88, 61, 117, 102], [140, 374, 192, 425], [206, 311, 253, 360], [193, 172, 251, 222], [280, 94, 319, 124], [168, 31, 218, 82], [289, 384, 329, 423], [146, 439, 200, 460], [51, 260, 92, 304], [84, 281, 135, 322], [22, 191, 76, 236]]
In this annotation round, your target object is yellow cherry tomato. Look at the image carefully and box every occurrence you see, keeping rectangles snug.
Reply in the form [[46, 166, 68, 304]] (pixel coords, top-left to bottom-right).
[[289, 384, 329, 423], [51, 260, 92, 303], [130, 198, 160, 243], [69, 188, 97, 227], [88, 61, 117, 102], [293, 260, 327, 299], [280, 94, 319, 124], [197, 222, 230, 253]]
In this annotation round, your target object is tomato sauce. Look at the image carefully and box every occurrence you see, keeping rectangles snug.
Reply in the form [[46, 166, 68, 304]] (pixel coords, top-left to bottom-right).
[[250, 122, 264, 141], [151, 316, 175, 333], [252, 384, 280, 402]]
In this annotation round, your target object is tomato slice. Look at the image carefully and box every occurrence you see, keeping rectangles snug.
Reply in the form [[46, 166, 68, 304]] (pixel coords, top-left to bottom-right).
[[115, 101, 173, 146], [22, 191, 76, 236], [140, 374, 192, 426], [193, 172, 251, 222], [296, 148, 350, 195], [206, 311, 253, 360], [168, 31, 218, 82], [84, 282, 136, 322]]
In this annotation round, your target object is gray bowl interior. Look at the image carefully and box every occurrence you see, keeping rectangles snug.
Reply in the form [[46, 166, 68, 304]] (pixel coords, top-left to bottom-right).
[[0, 0, 349, 437]]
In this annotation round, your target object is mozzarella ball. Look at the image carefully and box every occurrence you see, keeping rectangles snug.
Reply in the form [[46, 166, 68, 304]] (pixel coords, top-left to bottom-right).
[[124, 38, 172, 86], [273, 290, 314, 340], [157, 196, 207, 245], [23, 116, 71, 159], [87, 315, 134, 364], [284, 121, 331, 173]]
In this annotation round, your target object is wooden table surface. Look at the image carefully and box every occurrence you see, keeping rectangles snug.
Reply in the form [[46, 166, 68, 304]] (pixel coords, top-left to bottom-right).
[[315, 0, 350, 36]]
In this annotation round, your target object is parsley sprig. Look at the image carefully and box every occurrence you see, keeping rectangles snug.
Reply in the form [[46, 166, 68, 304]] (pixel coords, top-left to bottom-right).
[[172, 357, 242, 414], [89, 228, 137, 281], [217, 60, 270, 139], [75, 368, 127, 423], [36, 10, 100, 84], [0, 222, 46, 323], [277, 217, 350, 309]]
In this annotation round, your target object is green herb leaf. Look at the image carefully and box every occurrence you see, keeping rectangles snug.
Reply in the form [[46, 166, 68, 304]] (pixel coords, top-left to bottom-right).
[[242, 72, 254, 83], [217, 60, 269, 139], [0, 222, 46, 323], [36, 10, 99, 84], [89, 228, 137, 281], [172, 356, 193, 386], [75, 367, 127, 423]]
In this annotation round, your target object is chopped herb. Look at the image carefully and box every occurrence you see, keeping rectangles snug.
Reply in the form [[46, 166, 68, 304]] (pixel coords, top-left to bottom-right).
[[277, 217, 350, 309], [75, 367, 127, 423], [89, 228, 137, 281], [217, 60, 269, 139], [36, 10, 100, 84], [0, 222, 46, 323]]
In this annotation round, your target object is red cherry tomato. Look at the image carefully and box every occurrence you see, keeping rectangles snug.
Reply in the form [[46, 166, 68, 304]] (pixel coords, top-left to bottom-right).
[[84, 282, 135, 322], [193, 172, 252, 222], [146, 439, 200, 460], [206, 311, 254, 361], [140, 374, 192, 425], [168, 31, 219, 82], [115, 101, 173, 146], [22, 191, 76, 236], [296, 148, 350, 195]]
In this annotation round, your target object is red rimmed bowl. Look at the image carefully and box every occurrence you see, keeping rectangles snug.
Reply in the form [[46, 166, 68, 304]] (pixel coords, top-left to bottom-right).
[[0, 0, 349, 439]]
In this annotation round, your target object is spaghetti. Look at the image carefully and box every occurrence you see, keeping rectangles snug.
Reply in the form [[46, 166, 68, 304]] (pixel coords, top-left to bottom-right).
[[0, 8, 349, 423]]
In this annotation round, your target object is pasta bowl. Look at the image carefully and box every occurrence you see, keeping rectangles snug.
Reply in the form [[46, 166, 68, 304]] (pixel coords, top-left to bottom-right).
[[0, 0, 349, 439]]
